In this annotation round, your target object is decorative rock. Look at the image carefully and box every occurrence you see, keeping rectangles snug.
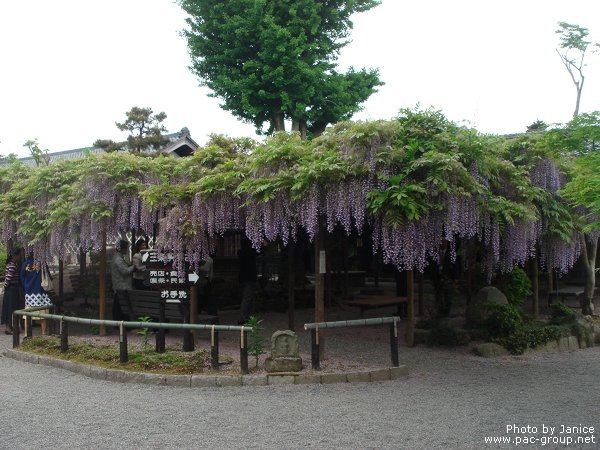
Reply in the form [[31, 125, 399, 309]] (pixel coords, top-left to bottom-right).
[[472, 342, 510, 358], [568, 336, 580, 351], [558, 336, 570, 352], [265, 330, 303, 373], [466, 286, 508, 327]]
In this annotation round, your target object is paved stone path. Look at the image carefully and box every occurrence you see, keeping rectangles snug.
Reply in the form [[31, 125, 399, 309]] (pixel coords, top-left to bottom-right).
[[1, 322, 600, 449]]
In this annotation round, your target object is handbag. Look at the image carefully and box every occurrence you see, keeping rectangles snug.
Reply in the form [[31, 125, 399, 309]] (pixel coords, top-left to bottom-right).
[[41, 266, 53, 292]]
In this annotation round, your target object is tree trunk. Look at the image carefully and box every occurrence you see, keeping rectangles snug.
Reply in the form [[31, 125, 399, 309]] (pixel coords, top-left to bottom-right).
[[580, 232, 597, 315], [291, 119, 307, 140], [271, 112, 285, 132], [287, 241, 295, 331], [531, 257, 539, 318], [405, 270, 415, 346], [314, 220, 325, 359], [99, 232, 107, 336]]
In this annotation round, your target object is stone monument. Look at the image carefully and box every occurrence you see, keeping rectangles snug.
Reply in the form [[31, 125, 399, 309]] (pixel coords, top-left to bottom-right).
[[265, 330, 303, 373]]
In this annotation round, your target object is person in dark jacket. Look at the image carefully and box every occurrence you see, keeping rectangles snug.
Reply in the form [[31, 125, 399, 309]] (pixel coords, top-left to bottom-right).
[[1, 249, 22, 334]]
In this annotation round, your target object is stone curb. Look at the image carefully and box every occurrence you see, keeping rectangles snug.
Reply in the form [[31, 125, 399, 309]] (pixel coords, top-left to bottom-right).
[[2, 349, 408, 388]]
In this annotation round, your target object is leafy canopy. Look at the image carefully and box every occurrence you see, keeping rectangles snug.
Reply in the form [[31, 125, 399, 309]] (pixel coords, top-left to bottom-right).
[[178, 0, 382, 136]]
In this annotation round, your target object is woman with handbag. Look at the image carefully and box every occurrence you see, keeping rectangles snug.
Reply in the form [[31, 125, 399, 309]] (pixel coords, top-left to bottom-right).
[[20, 253, 53, 335], [1, 249, 23, 334]]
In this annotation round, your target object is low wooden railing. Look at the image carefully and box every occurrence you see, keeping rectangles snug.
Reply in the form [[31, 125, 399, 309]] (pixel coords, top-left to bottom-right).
[[304, 316, 401, 370], [12, 307, 251, 374]]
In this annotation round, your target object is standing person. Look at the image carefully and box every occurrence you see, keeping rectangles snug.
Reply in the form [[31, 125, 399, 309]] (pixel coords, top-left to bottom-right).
[[1, 249, 22, 334], [132, 239, 148, 290], [21, 253, 53, 335], [111, 240, 134, 321], [237, 237, 257, 325]]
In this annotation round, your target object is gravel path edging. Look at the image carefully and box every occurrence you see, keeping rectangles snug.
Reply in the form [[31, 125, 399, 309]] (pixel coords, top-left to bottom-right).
[[2, 349, 408, 387]]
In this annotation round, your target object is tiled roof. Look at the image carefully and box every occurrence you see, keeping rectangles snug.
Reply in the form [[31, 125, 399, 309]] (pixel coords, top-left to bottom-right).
[[17, 128, 199, 165]]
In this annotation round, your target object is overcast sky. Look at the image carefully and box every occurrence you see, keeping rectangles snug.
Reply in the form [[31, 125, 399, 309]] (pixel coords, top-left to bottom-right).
[[0, 0, 598, 158]]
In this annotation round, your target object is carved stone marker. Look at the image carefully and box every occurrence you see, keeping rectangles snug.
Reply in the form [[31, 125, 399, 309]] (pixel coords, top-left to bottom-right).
[[265, 330, 303, 373]]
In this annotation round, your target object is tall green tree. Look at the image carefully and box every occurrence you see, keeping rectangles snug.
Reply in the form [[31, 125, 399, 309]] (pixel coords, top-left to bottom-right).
[[178, 0, 382, 137], [555, 22, 598, 118], [94, 106, 168, 153], [553, 112, 600, 314]]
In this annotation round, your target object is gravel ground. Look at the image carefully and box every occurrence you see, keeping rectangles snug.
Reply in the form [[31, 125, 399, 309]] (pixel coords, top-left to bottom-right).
[[1, 306, 600, 449]]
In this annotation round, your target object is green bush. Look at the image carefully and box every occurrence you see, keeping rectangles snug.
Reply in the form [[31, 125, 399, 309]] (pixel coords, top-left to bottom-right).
[[427, 321, 471, 347], [492, 325, 569, 355], [549, 302, 576, 324], [483, 302, 571, 355], [0, 246, 7, 277], [497, 267, 532, 306], [484, 303, 524, 338]]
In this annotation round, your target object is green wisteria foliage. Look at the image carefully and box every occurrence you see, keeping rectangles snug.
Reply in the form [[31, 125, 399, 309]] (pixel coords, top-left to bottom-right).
[[0, 109, 590, 278]]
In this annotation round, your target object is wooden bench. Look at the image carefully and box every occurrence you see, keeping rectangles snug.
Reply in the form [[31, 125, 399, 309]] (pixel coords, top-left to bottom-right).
[[547, 286, 585, 307], [346, 296, 408, 317], [121, 289, 219, 324]]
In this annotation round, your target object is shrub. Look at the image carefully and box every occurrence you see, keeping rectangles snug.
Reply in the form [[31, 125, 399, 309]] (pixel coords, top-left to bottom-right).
[[0, 246, 7, 278], [549, 302, 576, 324], [497, 267, 532, 306], [492, 325, 569, 355], [484, 302, 573, 355], [427, 321, 471, 347], [484, 303, 524, 338], [246, 315, 266, 369]]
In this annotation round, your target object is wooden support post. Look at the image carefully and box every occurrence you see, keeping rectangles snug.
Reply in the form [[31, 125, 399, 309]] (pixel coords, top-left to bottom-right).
[[25, 315, 32, 338], [311, 329, 320, 370], [287, 241, 295, 331], [58, 259, 64, 307], [98, 234, 107, 336], [190, 284, 198, 341], [342, 233, 349, 300], [182, 301, 194, 352], [418, 272, 424, 317], [240, 327, 249, 375], [12, 314, 20, 348], [325, 232, 332, 307], [60, 318, 68, 352], [314, 222, 325, 359], [49, 306, 56, 335], [210, 326, 219, 369], [119, 322, 128, 363], [156, 301, 166, 353], [390, 321, 399, 367], [405, 270, 415, 346], [532, 258, 539, 317]]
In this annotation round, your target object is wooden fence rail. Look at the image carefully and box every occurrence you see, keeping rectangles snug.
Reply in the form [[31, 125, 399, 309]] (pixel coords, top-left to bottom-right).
[[304, 316, 401, 370], [12, 308, 250, 374]]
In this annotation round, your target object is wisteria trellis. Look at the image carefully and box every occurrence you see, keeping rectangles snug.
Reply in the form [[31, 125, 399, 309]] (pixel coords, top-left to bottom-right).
[[0, 110, 584, 279]]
